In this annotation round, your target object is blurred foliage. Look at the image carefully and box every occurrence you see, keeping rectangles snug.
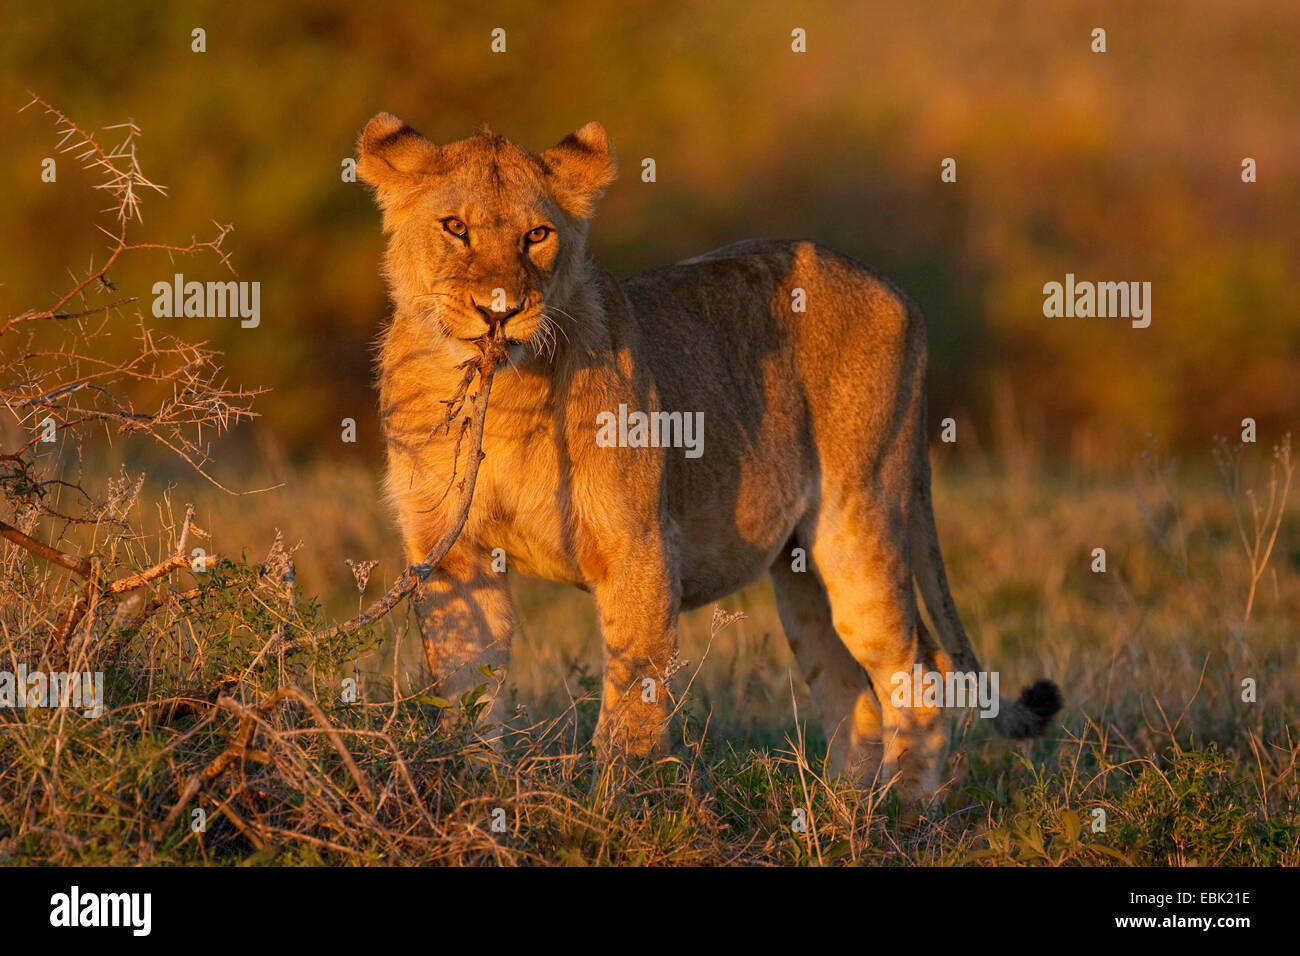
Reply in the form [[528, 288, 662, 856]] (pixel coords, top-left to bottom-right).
[[1, 0, 1297, 466]]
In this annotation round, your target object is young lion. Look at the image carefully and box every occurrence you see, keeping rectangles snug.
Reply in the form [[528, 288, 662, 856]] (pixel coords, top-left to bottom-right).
[[356, 112, 1061, 800]]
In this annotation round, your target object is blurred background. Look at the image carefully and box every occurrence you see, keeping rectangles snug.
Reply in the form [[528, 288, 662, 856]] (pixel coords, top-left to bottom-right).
[[3, 0, 1297, 468], [2, 0, 1297, 706]]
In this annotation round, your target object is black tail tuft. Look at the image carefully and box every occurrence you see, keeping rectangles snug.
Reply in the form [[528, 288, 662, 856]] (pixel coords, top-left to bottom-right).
[[1009, 679, 1063, 738]]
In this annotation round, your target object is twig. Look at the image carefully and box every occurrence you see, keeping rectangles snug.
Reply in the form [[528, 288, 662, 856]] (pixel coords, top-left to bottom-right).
[[0, 519, 92, 577], [306, 332, 508, 644], [150, 684, 374, 847]]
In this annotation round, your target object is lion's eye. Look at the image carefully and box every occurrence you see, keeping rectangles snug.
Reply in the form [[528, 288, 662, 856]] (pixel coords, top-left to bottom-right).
[[443, 218, 468, 238], [525, 226, 551, 244]]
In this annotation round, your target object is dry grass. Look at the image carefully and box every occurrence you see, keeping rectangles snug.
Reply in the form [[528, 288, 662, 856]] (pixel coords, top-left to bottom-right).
[[2, 439, 1295, 866], [1, 99, 1296, 867]]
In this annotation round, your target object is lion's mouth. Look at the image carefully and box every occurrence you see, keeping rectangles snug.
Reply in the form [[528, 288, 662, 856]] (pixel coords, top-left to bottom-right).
[[467, 320, 535, 358], [485, 313, 543, 347], [460, 329, 530, 346], [440, 310, 544, 355]]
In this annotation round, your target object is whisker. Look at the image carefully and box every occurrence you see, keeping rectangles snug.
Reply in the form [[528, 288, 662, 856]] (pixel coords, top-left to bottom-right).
[[540, 306, 575, 345], [541, 314, 561, 360]]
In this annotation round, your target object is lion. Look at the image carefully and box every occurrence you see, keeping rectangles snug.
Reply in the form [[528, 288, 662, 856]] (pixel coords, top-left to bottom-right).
[[356, 112, 1061, 800]]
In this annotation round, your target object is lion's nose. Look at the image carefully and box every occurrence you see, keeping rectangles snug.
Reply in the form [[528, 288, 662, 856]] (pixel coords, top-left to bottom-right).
[[470, 288, 523, 319], [474, 303, 522, 327]]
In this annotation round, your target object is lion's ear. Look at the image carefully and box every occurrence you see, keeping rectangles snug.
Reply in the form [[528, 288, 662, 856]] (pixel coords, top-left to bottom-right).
[[356, 113, 439, 221], [541, 122, 617, 220]]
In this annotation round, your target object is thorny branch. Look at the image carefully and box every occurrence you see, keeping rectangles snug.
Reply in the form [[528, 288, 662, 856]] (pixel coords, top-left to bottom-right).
[[308, 331, 509, 645], [1, 98, 245, 663], [2, 95, 257, 496]]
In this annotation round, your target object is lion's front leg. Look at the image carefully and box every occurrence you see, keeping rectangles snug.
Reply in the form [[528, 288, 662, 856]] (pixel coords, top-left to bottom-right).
[[589, 535, 680, 762], [411, 537, 515, 740]]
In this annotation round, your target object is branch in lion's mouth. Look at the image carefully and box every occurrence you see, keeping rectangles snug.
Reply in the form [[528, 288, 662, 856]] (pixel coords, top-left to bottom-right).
[[462, 329, 525, 348], [470, 323, 511, 371], [463, 322, 541, 357]]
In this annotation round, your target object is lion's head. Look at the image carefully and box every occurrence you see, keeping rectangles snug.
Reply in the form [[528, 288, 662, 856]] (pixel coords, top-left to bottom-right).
[[357, 113, 616, 351]]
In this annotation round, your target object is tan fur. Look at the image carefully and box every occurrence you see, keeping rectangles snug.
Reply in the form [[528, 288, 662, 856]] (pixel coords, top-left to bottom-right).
[[357, 113, 1058, 801]]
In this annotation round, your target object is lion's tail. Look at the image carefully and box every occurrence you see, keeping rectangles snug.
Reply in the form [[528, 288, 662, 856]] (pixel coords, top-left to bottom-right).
[[909, 451, 1063, 739]]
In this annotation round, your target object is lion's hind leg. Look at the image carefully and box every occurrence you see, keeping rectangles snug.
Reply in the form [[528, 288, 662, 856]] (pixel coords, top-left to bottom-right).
[[804, 501, 949, 803], [769, 540, 885, 783]]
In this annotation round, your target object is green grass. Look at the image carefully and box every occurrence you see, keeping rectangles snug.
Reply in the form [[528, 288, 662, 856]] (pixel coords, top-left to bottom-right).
[[1, 440, 1297, 865]]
